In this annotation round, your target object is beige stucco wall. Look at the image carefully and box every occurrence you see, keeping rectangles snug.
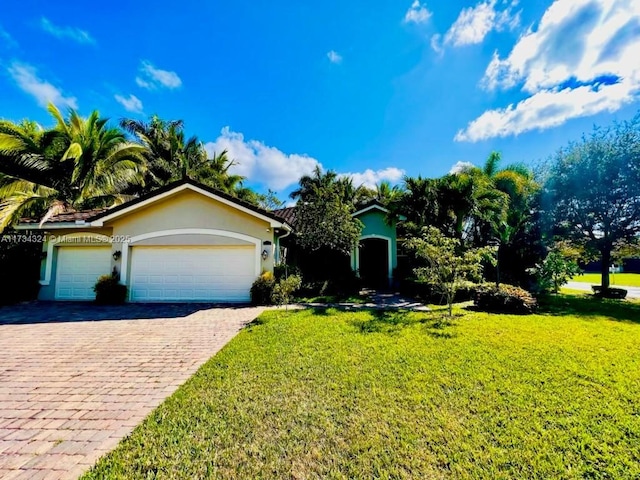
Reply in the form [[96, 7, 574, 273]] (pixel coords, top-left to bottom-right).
[[109, 190, 271, 240]]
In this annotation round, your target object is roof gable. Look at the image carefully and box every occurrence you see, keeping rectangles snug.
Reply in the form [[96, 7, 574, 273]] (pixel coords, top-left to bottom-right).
[[352, 201, 389, 217], [17, 179, 292, 230]]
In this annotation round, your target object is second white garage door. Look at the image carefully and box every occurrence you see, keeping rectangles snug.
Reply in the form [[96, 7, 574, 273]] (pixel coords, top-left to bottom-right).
[[129, 246, 256, 302]]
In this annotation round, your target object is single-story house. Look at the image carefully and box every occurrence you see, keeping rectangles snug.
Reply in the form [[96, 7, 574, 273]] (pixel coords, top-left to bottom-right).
[[17, 179, 291, 303], [17, 179, 399, 302]]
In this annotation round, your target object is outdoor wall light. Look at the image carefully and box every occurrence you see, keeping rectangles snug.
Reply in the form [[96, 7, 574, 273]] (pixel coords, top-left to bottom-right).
[[262, 240, 272, 261], [112, 250, 122, 261]]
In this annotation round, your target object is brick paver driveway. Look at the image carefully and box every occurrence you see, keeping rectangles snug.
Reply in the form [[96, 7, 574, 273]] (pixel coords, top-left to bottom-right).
[[0, 302, 264, 480]]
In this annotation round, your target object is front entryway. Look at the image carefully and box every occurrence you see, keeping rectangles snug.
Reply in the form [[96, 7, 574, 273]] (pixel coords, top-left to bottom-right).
[[358, 238, 390, 288]]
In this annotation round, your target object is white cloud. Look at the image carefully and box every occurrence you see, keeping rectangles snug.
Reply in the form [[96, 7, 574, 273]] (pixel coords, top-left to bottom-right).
[[404, 1, 432, 25], [7, 63, 77, 109], [40, 17, 95, 45], [114, 94, 143, 113], [0, 24, 17, 48], [430, 34, 443, 54], [205, 127, 322, 191], [327, 50, 343, 64], [449, 161, 476, 174], [455, 82, 637, 141], [457, 0, 640, 141], [444, 0, 519, 47], [339, 168, 405, 189], [135, 61, 182, 90]]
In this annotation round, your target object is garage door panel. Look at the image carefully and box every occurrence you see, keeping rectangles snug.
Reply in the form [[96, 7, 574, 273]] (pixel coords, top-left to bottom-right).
[[55, 247, 112, 300], [130, 246, 256, 302]]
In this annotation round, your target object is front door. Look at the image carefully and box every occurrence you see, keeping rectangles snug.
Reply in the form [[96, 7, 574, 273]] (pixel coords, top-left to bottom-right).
[[358, 238, 389, 288]]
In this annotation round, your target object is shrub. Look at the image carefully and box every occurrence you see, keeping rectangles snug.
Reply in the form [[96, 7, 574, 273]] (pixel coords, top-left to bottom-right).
[[592, 286, 628, 299], [401, 279, 477, 304], [475, 283, 537, 314], [528, 250, 581, 294], [272, 275, 302, 307], [93, 275, 128, 305], [250, 271, 276, 305]]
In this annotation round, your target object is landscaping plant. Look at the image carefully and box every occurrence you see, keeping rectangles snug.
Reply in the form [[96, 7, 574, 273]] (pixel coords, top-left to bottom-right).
[[93, 274, 127, 305], [271, 274, 302, 309], [528, 249, 581, 294], [406, 226, 493, 316]]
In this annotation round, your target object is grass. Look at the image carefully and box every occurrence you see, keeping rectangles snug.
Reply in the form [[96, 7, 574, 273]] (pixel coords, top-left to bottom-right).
[[84, 297, 640, 479], [571, 272, 640, 287], [295, 294, 368, 304]]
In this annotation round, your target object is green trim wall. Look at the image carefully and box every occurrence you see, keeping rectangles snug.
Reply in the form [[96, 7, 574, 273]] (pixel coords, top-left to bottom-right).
[[351, 208, 397, 284]]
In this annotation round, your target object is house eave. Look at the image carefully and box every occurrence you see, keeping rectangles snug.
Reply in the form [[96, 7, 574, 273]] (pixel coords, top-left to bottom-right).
[[14, 222, 94, 231], [352, 204, 390, 217]]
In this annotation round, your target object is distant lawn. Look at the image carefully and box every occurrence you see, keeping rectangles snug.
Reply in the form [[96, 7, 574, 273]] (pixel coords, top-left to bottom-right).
[[572, 272, 640, 287], [84, 298, 640, 479]]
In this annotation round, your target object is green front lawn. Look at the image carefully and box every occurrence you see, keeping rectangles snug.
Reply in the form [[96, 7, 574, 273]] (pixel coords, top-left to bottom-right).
[[84, 298, 640, 479], [572, 272, 640, 287]]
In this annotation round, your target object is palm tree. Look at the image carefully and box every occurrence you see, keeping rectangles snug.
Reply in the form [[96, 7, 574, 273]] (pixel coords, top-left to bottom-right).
[[374, 180, 401, 205], [0, 103, 145, 230], [121, 116, 245, 195], [290, 166, 339, 203], [480, 152, 540, 285], [437, 168, 508, 243], [394, 176, 439, 229]]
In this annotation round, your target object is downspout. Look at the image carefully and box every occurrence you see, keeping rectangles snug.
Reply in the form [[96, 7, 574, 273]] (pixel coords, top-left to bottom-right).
[[275, 226, 292, 265]]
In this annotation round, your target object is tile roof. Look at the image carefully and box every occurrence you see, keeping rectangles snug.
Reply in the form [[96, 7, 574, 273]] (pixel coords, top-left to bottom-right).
[[272, 206, 297, 226], [20, 208, 108, 224]]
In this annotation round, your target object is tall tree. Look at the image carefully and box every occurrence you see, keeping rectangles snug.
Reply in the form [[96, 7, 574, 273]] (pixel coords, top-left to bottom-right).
[[545, 114, 640, 289], [479, 152, 540, 285], [0, 104, 145, 230], [121, 116, 244, 195], [290, 166, 339, 203], [436, 168, 508, 244], [374, 180, 402, 206], [392, 175, 439, 230]]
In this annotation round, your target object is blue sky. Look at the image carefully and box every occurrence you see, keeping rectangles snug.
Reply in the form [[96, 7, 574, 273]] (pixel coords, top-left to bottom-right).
[[1, 0, 639, 198]]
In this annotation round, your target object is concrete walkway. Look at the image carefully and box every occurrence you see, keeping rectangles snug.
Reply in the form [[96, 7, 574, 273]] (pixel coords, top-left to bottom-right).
[[0, 303, 263, 480], [565, 282, 640, 299], [301, 290, 430, 311]]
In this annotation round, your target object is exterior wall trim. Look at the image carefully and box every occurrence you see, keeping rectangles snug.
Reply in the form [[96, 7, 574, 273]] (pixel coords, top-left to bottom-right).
[[352, 204, 389, 217], [353, 233, 394, 281]]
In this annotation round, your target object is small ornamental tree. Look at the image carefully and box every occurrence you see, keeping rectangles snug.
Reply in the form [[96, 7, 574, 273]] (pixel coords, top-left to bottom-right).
[[406, 226, 493, 316], [529, 250, 581, 294], [272, 275, 302, 309]]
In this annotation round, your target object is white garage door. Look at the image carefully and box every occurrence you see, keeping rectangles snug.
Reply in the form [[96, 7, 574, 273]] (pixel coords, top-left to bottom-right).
[[129, 246, 256, 302], [56, 246, 112, 300]]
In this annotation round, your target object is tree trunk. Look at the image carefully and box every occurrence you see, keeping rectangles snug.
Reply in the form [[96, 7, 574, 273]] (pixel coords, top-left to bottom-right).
[[601, 247, 611, 290], [495, 245, 501, 288]]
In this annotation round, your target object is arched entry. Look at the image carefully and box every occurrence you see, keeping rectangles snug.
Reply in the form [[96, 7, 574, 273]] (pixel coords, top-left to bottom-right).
[[357, 235, 391, 288]]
